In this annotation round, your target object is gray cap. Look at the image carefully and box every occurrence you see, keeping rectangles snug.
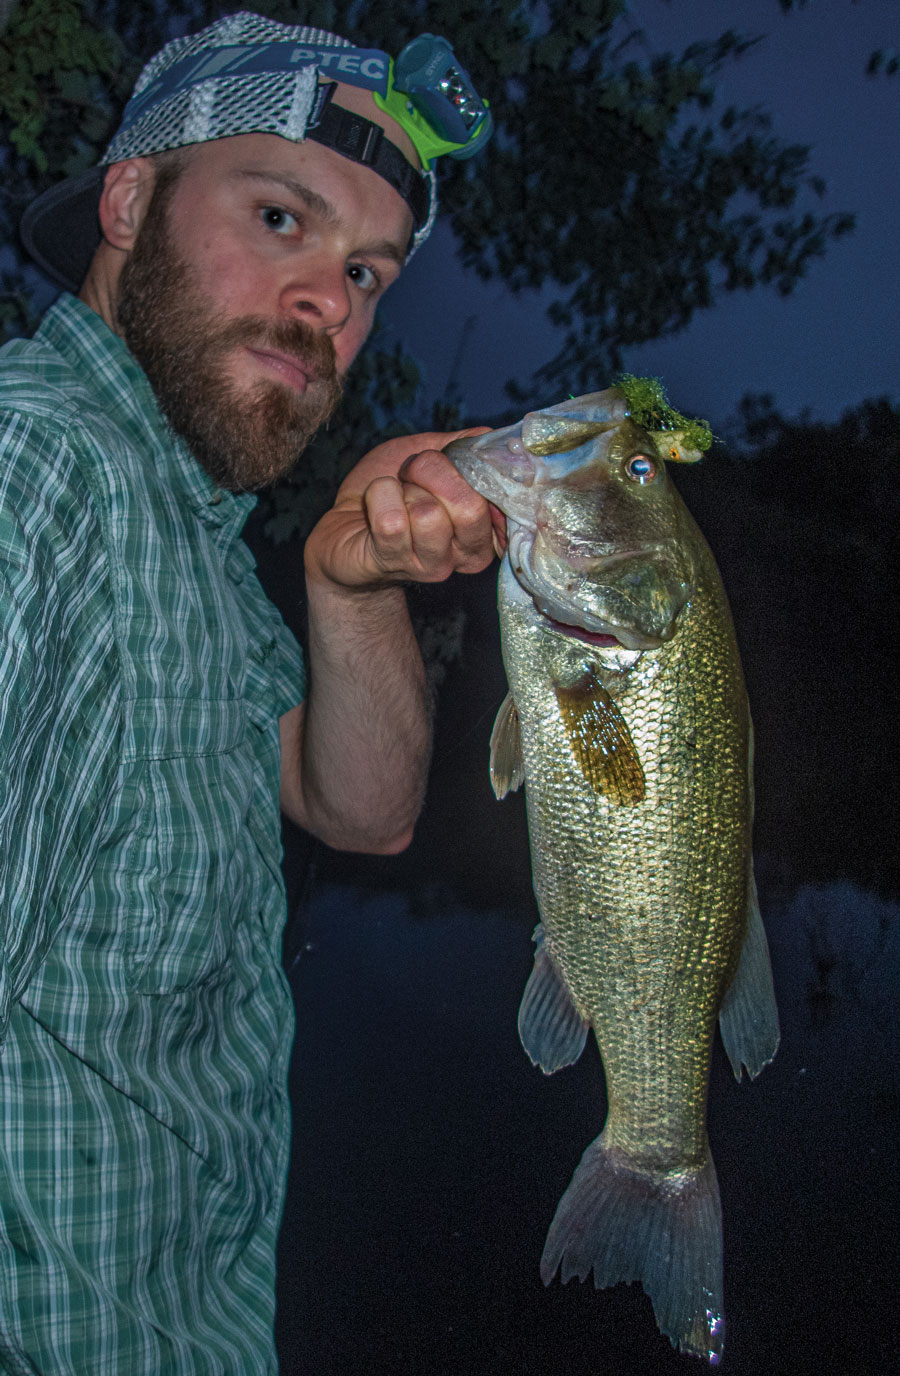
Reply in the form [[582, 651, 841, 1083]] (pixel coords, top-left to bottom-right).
[[20, 11, 437, 292]]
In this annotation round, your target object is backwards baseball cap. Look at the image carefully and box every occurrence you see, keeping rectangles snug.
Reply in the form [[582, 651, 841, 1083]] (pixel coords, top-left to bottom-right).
[[20, 10, 492, 292]]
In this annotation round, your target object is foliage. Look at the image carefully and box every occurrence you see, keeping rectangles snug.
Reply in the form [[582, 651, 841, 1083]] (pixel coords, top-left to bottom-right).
[[0, 0, 857, 519], [722, 390, 900, 537], [0, 0, 117, 170], [0, 0, 120, 336], [866, 47, 899, 77]]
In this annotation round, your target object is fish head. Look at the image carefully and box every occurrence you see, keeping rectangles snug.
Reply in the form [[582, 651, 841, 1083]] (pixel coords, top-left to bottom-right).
[[445, 389, 626, 520], [445, 391, 699, 650]]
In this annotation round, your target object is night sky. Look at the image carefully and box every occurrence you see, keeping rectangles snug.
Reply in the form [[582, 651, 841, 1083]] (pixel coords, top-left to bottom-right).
[[382, 0, 898, 427]]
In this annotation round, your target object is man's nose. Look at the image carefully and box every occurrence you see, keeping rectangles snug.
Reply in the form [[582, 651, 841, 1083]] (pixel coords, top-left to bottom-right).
[[279, 258, 351, 335]]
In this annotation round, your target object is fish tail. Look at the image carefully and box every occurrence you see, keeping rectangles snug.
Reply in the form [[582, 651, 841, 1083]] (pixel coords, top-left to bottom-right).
[[540, 1134, 725, 1365]]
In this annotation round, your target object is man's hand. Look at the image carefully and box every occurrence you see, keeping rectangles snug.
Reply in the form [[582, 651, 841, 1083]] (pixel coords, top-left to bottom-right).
[[303, 429, 505, 591]]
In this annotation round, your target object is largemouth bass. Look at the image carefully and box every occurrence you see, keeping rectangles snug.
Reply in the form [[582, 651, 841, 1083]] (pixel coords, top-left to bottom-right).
[[445, 384, 779, 1364]]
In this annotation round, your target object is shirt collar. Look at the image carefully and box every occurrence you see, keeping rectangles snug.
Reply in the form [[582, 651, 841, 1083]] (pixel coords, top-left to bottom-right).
[[37, 294, 257, 534]]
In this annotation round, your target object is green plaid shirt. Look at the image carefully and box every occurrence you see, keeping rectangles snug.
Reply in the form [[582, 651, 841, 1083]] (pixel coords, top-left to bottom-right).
[[0, 296, 306, 1374]]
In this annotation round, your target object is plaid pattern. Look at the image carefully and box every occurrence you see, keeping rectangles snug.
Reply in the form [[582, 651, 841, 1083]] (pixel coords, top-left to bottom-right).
[[0, 296, 306, 1374]]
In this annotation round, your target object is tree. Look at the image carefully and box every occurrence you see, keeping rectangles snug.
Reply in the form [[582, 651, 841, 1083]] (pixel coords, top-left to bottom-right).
[[2, 0, 855, 526]]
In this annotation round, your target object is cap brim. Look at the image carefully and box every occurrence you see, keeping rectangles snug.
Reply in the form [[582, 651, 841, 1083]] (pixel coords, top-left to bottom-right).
[[20, 167, 106, 293]]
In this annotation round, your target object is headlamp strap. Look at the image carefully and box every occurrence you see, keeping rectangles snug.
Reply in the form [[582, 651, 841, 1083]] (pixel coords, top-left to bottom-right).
[[306, 86, 429, 229]]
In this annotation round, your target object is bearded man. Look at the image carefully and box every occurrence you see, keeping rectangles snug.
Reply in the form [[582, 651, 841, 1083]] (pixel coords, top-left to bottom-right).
[[0, 13, 498, 1373]]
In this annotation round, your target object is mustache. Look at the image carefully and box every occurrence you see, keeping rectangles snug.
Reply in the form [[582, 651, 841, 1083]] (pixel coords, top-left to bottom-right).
[[212, 315, 339, 384]]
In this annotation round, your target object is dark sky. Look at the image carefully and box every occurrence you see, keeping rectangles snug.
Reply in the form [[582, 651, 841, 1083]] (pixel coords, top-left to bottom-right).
[[381, 0, 898, 427]]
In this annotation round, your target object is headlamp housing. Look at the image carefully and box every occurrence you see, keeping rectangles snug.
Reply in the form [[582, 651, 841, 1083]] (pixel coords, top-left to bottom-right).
[[385, 34, 493, 164]]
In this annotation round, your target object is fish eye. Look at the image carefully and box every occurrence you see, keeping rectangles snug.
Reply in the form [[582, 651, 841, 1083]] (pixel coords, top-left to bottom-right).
[[625, 454, 658, 484]]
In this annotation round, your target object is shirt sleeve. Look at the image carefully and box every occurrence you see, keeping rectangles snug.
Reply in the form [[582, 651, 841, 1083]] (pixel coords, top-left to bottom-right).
[[0, 421, 120, 1045]]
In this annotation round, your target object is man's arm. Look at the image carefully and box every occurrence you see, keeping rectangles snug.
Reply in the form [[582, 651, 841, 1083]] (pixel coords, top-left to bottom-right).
[[279, 431, 501, 853]]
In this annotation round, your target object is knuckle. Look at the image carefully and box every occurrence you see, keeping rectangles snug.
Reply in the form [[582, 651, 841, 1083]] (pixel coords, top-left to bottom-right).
[[372, 508, 409, 543], [410, 497, 445, 530]]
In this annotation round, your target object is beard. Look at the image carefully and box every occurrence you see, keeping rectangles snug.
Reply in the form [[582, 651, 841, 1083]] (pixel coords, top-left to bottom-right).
[[116, 167, 343, 492]]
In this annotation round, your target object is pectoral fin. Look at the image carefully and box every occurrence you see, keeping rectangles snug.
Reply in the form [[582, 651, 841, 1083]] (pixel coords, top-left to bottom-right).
[[489, 692, 525, 799], [718, 868, 780, 1080], [554, 667, 645, 805], [518, 925, 589, 1074]]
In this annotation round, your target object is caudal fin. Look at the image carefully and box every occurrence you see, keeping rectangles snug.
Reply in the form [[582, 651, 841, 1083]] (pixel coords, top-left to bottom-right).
[[540, 1134, 725, 1365]]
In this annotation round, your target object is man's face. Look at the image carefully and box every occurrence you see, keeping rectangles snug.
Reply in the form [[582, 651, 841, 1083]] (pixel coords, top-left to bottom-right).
[[116, 130, 414, 491]]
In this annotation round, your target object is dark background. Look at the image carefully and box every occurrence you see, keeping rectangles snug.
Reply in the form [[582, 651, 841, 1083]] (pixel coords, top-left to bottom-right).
[[249, 411, 899, 1372], [381, 0, 899, 429]]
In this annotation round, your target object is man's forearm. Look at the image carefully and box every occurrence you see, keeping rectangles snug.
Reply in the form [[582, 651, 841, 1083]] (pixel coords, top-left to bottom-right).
[[278, 431, 498, 849], [287, 569, 431, 852]]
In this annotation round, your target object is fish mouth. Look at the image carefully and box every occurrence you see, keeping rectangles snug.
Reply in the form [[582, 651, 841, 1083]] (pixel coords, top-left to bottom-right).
[[544, 617, 623, 648], [535, 594, 665, 650]]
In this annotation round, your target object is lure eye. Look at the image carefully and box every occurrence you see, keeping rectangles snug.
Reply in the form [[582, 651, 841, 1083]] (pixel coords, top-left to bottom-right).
[[625, 454, 658, 484]]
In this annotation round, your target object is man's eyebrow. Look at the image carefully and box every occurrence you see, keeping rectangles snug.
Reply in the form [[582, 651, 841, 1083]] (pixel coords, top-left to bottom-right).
[[232, 168, 338, 223], [231, 168, 408, 265]]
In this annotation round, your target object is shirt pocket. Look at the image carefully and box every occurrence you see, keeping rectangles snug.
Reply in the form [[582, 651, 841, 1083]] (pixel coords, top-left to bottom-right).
[[120, 696, 252, 996]]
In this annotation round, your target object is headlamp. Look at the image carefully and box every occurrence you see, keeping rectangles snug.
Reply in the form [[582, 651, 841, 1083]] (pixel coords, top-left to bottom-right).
[[299, 32, 493, 169], [386, 34, 493, 164]]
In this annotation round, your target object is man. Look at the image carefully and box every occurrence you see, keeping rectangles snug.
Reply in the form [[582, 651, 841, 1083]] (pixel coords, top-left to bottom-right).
[[0, 12, 499, 1373]]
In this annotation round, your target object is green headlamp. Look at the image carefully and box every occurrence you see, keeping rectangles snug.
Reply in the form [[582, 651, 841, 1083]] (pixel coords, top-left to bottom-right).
[[378, 34, 494, 166]]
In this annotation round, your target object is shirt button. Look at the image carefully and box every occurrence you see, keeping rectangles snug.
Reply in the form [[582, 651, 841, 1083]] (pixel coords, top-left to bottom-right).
[[209, 491, 223, 506]]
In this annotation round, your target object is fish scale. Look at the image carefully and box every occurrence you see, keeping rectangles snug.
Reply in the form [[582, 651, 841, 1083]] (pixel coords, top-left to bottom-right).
[[505, 538, 747, 1170], [445, 385, 779, 1364]]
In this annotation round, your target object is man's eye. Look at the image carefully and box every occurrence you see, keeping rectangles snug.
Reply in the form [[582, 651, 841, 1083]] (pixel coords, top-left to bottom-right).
[[260, 206, 297, 235], [347, 262, 379, 292]]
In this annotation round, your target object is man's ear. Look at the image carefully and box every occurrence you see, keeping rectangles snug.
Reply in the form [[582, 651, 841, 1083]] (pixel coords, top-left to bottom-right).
[[98, 159, 157, 251]]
